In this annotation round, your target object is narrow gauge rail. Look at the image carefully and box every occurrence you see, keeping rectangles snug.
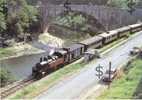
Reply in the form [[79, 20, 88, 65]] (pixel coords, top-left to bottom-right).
[[0, 76, 35, 99]]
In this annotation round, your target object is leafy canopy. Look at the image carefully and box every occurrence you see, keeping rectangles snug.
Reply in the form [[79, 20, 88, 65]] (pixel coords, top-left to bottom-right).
[[0, 0, 7, 33], [7, 0, 38, 35]]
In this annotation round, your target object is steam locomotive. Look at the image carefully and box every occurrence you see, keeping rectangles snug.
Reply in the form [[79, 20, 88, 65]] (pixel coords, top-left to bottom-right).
[[32, 23, 142, 79]]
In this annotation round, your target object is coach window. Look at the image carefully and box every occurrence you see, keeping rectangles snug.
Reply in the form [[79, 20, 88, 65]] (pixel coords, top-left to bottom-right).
[[76, 50, 78, 57], [98, 40, 101, 44], [74, 50, 77, 58], [80, 48, 82, 54], [78, 48, 81, 56], [76, 48, 78, 55], [82, 46, 84, 53], [75, 49, 78, 57], [94, 40, 97, 44], [71, 53, 74, 59], [97, 41, 99, 44], [107, 36, 109, 41]]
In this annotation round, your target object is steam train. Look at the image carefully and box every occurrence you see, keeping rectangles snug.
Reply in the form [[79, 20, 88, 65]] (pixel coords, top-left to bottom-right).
[[32, 23, 142, 79]]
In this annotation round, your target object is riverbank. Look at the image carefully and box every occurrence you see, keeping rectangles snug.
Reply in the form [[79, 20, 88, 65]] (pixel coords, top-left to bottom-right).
[[0, 68, 15, 87], [0, 32, 88, 61], [0, 43, 44, 61], [0, 32, 64, 61]]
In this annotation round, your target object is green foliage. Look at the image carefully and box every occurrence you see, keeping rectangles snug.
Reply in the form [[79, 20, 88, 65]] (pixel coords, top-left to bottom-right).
[[0, 0, 7, 33], [98, 58, 142, 99], [135, 0, 142, 8], [107, 0, 141, 9], [55, 12, 86, 28], [107, 0, 129, 9], [6, 0, 39, 35], [54, 11, 96, 35], [26, 0, 38, 5], [0, 12, 6, 32], [54, 11, 105, 35], [0, 68, 14, 87], [73, 14, 86, 26], [0, 48, 15, 58]]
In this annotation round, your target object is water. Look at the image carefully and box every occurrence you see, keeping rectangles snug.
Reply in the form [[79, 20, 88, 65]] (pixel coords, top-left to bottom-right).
[[0, 53, 47, 80]]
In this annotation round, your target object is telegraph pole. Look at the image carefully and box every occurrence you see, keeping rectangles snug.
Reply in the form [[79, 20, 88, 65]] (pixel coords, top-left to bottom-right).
[[108, 61, 112, 88], [109, 61, 112, 82]]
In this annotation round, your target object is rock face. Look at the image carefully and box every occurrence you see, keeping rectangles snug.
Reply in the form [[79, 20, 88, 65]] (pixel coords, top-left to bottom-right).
[[38, 3, 142, 31], [40, 0, 109, 5], [135, 0, 142, 8], [107, 0, 142, 8], [35, 0, 142, 8], [32, 0, 142, 33]]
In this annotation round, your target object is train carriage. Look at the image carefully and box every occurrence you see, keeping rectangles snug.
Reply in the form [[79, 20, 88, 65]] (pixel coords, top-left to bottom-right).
[[129, 23, 142, 33], [99, 31, 118, 44], [63, 44, 85, 63], [116, 26, 131, 37], [79, 36, 103, 49]]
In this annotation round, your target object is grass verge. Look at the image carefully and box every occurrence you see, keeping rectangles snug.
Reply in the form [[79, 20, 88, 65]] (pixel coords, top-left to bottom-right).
[[0, 43, 42, 60], [88, 57, 142, 99], [0, 48, 16, 58]]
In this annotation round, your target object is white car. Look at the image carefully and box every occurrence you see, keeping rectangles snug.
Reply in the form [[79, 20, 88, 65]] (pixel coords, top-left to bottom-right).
[[130, 47, 140, 55]]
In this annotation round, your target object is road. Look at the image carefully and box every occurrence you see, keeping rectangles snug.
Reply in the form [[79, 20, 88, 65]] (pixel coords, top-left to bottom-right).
[[36, 31, 142, 99]]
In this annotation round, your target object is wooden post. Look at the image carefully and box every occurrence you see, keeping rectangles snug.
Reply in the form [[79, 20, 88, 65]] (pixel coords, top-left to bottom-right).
[[108, 61, 112, 89], [109, 61, 112, 82]]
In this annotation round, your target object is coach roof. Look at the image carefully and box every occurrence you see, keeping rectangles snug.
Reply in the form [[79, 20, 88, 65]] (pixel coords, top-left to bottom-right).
[[99, 33, 108, 37], [129, 23, 142, 28], [65, 43, 84, 52], [80, 36, 103, 45], [100, 29, 119, 37], [116, 26, 130, 32]]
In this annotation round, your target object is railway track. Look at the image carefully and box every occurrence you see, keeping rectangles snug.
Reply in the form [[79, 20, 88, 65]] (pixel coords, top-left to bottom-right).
[[0, 76, 35, 99]]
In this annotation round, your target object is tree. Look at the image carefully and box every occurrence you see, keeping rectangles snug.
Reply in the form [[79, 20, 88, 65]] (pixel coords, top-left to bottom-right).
[[127, 0, 136, 14], [26, 0, 38, 5], [107, 0, 129, 9], [107, 0, 138, 10], [6, 0, 39, 36], [135, 0, 142, 8], [0, 68, 14, 87], [0, 0, 7, 33]]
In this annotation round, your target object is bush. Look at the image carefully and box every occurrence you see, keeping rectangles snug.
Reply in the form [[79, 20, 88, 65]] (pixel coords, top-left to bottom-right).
[[54, 12, 87, 32], [0, 68, 15, 87]]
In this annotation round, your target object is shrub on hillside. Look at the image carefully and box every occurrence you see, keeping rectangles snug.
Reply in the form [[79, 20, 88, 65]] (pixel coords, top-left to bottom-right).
[[0, 68, 15, 87]]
